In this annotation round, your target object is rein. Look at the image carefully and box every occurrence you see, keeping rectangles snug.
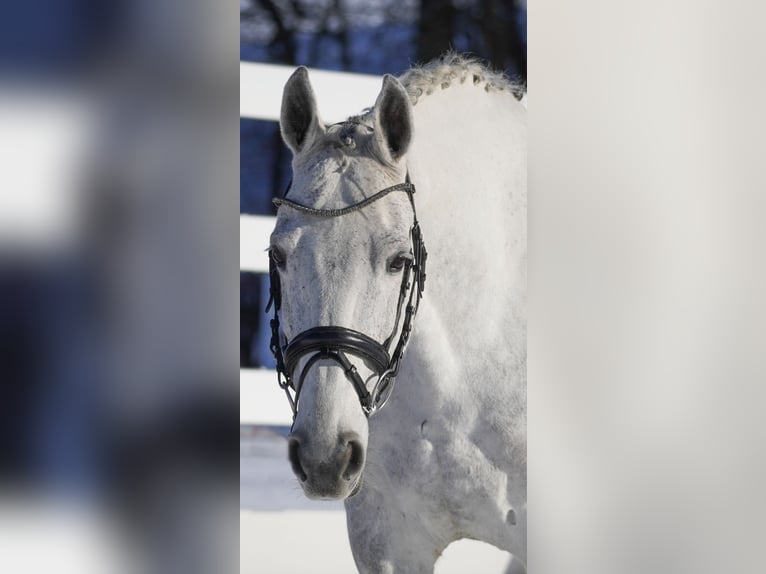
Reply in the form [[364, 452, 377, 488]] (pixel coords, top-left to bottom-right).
[[266, 175, 427, 420]]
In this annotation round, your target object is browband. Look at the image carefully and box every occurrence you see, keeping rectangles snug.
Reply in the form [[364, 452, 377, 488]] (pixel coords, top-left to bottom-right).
[[272, 181, 416, 218]]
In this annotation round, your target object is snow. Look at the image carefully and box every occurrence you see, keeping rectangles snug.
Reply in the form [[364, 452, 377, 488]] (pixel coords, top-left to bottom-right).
[[240, 427, 512, 573]]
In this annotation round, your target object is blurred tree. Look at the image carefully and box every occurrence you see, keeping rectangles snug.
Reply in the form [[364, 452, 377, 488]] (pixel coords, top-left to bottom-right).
[[476, 0, 526, 79], [419, 0, 526, 80], [417, 0, 456, 64], [240, 0, 525, 81]]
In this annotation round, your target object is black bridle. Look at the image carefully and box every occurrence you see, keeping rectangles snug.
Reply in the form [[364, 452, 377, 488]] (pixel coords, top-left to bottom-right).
[[266, 175, 427, 420]]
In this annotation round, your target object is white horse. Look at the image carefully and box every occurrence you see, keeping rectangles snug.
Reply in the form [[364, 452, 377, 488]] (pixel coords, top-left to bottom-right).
[[268, 54, 526, 573]]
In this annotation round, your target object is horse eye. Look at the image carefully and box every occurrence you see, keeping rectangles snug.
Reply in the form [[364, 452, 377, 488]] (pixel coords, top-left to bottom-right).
[[270, 247, 286, 268], [388, 253, 412, 273]]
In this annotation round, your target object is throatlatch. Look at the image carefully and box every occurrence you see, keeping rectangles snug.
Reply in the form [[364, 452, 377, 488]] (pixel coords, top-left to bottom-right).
[[266, 175, 427, 420]]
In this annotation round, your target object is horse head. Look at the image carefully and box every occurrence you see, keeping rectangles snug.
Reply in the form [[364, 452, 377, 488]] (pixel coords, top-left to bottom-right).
[[270, 67, 420, 499]]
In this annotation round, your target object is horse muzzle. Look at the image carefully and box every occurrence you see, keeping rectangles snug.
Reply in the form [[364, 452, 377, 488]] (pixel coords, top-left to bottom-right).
[[288, 430, 365, 499]]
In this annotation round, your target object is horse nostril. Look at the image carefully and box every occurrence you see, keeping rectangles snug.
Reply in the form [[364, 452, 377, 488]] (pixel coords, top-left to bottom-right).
[[341, 435, 365, 481], [288, 437, 307, 482]]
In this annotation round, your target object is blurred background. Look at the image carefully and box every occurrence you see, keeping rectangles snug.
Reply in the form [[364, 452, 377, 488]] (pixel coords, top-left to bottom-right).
[[0, 1, 239, 572]]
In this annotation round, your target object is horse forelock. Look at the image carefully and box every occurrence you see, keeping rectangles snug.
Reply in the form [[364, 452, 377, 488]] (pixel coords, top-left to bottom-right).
[[326, 120, 374, 153], [298, 117, 386, 164]]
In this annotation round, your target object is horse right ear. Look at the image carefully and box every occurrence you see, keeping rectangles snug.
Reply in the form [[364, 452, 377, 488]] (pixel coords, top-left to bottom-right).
[[280, 67, 325, 154], [372, 74, 413, 163]]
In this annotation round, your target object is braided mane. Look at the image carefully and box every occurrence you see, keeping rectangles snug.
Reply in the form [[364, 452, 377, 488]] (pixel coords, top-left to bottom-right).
[[321, 54, 526, 163], [399, 52, 526, 105]]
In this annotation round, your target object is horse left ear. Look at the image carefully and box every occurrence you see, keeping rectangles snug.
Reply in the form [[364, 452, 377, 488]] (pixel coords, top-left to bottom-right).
[[373, 75, 413, 162], [281, 67, 325, 154]]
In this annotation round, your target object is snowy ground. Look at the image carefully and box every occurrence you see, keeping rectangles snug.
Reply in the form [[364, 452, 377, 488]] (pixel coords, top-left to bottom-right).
[[240, 426, 512, 573]]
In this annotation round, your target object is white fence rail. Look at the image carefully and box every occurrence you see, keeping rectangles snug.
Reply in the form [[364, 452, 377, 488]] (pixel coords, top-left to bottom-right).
[[240, 214, 273, 273], [240, 63, 382, 426], [240, 368, 291, 426], [240, 62, 383, 122]]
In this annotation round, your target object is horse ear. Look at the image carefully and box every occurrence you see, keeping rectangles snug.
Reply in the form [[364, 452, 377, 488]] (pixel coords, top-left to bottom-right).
[[373, 74, 413, 162], [280, 67, 324, 154]]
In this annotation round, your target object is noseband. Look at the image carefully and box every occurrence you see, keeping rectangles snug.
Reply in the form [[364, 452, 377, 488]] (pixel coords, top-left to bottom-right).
[[266, 175, 427, 420]]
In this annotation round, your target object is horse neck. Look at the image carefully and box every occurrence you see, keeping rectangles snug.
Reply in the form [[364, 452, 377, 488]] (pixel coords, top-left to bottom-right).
[[407, 81, 526, 239], [407, 82, 526, 210], [405, 82, 527, 365]]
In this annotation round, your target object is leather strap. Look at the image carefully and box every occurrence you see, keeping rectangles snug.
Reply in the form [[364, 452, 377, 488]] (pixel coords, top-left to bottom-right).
[[284, 326, 390, 376]]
